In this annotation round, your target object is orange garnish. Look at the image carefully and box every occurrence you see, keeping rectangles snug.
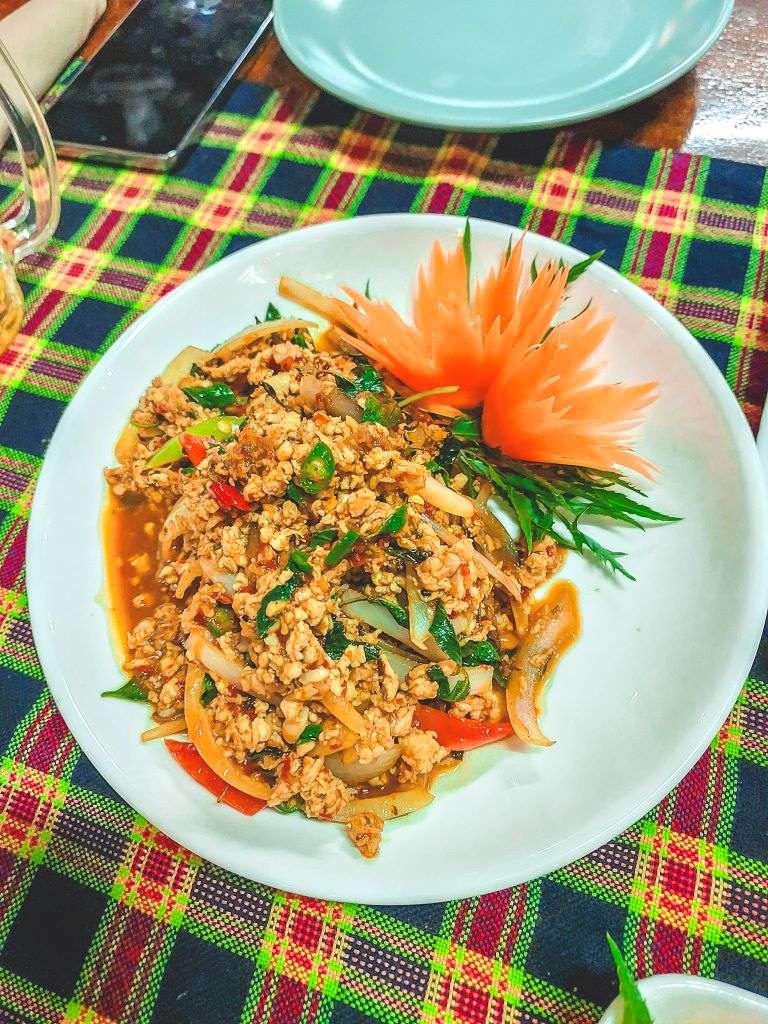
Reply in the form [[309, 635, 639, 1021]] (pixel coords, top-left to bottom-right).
[[279, 233, 658, 476]]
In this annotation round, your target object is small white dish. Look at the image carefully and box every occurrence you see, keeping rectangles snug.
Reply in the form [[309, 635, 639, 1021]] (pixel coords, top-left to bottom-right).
[[274, 0, 733, 131], [27, 214, 768, 903], [599, 974, 768, 1023]]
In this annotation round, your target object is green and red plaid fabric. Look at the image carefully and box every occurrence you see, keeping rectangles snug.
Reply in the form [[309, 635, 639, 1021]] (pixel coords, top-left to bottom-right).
[[0, 69, 767, 1024]]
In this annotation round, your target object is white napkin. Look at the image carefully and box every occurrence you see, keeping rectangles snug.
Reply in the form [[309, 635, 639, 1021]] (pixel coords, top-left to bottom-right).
[[0, 0, 106, 144]]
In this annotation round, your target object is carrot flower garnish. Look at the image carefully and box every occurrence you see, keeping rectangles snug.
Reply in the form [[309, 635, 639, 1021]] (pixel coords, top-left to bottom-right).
[[280, 228, 658, 477]]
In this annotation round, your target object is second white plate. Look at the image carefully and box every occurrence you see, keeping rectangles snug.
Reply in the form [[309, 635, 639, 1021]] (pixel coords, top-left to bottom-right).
[[274, 0, 733, 131]]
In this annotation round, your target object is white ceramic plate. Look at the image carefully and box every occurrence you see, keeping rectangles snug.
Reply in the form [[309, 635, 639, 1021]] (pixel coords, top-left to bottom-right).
[[27, 214, 768, 904], [273, 0, 733, 131], [599, 974, 768, 1023]]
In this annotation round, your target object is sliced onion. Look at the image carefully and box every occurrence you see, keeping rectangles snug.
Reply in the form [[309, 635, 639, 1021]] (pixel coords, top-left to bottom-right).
[[465, 665, 493, 695], [475, 494, 521, 560], [184, 663, 270, 799], [334, 786, 433, 822], [420, 514, 521, 601], [176, 561, 203, 599], [486, 686, 508, 722], [326, 746, 400, 785], [379, 646, 419, 683], [418, 473, 476, 518], [506, 582, 580, 747], [186, 627, 243, 685], [298, 374, 323, 410], [472, 547, 522, 601], [141, 718, 186, 742], [160, 345, 209, 386], [159, 498, 190, 562], [266, 371, 291, 400], [406, 569, 431, 650], [200, 557, 237, 596], [278, 276, 357, 332], [322, 692, 368, 735], [115, 424, 140, 464], [326, 385, 364, 421], [313, 726, 358, 758], [425, 758, 461, 791], [341, 592, 443, 661], [341, 592, 411, 646], [200, 319, 316, 365]]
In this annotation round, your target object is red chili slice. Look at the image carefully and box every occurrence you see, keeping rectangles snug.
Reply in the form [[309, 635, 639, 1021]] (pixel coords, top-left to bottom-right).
[[180, 433, 206, 466], [165, 739, 266, 816], [413, 705, 514, 751], [209, 480, 251, 512]]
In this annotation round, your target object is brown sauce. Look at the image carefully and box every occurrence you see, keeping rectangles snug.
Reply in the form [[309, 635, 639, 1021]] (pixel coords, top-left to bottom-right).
[[102, 490, 167, 654]]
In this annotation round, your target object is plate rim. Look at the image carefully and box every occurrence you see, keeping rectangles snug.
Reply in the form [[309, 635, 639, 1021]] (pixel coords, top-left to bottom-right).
[[272, 0, 734, 131], [26, 212, 768, 903], [598, 973, 768, 1023]]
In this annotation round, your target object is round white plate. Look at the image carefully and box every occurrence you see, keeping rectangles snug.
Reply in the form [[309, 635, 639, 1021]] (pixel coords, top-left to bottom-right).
[[599, 975, 768, 1024], [28, 214, 768, 904], [273, 0, 733, 131]]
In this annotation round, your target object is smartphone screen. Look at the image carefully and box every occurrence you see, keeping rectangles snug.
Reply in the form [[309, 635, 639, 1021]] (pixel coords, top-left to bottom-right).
[[47, 0, 272, 169]]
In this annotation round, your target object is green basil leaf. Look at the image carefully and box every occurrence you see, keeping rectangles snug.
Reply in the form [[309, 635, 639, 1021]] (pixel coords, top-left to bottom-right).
[[287, 549, 312, 573], [257, 573, 304, 637], [297, 723, 322, 744], [273, 799, 303, 814], [428, 601, 462, 664], [566, 249, 604, 285], [323, 615, 380, 661], [433, 436, 463, 476], [101, 678, 147, 701], [333, 363, 385, 396], [460, 640, 501, 666], [505, 487, 535, 552], [387, 542, 429, 565], [606, 934, 653, 1024], [450, 416, 481, 441], [201, 674, 217, 706], [285, 482, 306, 505], [182, 383, 236, 409], [370, 598, 408, 628], [323, 616, 351, 660], [307, 528, 338, 549], [377, 502, 408, 537], [292, 329, 309, 350], [265, 302, 282, 321], [325, 530, 360, 567], [428, 665, 470, 702]]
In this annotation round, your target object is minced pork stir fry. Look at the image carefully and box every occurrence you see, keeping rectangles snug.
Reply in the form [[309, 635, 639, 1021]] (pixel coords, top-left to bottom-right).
[[104, 313, 581, 857]]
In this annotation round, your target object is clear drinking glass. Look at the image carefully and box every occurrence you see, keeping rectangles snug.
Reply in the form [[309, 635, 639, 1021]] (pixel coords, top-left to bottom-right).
[[0, 38, 60, 352]]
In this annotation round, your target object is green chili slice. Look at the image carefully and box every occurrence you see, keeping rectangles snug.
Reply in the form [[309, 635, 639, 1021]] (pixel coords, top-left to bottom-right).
[[325, 530, 360, 567], [146, 415, 246, 468], [299, 442, 335, 494], [207, 605, 237, 637]]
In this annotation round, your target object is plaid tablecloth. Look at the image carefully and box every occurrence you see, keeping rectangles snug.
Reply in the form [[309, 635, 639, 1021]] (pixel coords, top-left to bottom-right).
[[0, 65, 767, 1024]]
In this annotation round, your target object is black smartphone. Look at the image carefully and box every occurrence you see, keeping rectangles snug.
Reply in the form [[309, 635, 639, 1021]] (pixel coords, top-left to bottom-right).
[[46, 0, 272, 171]]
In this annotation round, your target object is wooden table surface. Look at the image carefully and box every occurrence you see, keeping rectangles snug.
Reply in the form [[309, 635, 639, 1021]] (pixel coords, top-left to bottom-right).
[[3, 0, 768, 166]]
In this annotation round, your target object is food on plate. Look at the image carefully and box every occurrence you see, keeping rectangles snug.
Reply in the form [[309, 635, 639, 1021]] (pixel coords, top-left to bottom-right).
[[102, 229, 676, 857]]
